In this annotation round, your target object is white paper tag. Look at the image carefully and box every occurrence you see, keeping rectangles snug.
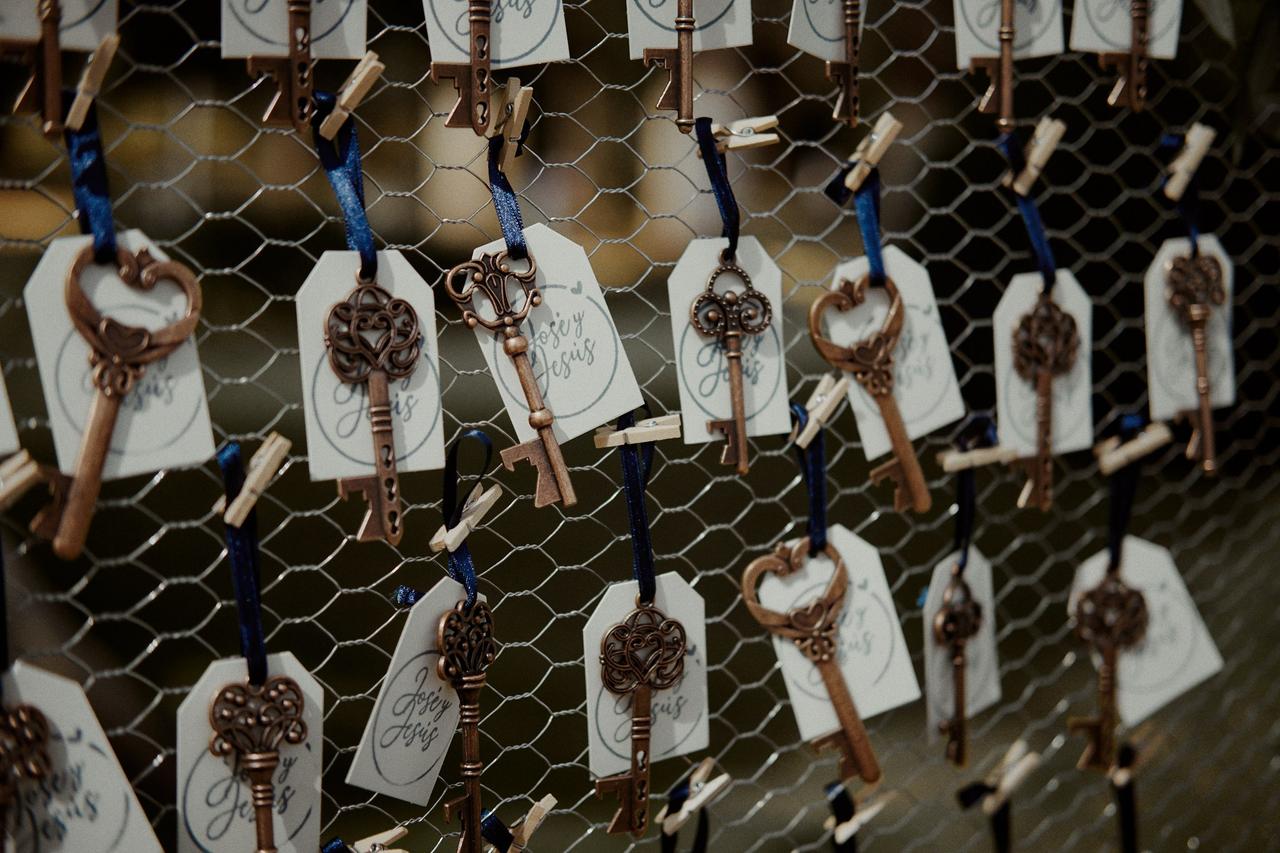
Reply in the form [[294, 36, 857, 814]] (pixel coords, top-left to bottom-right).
[[626, 0, 753, 61], [297, 251, 446, 482], [583, 572, 709, 778], [221, 0, 366, 59], [823, 247, 965, 461], [25, 230, 215, 481], [953, 0, 1064, 66], [993, 270, 1093, 457], [921, 550, 1001, 739], [422, 0, 570, 69], [756, 524, 920, 742], [786, 0, 865, 63], [1144, 236, 1235, 424], [1070, 0, 1182, 60], [0, 370, 18, 457], [1070, 537, 1223, 726], [1, 661, 163, 853], [345, 577, 463, 805], [668, 237, 792, 447], [177, 652, 323, 853], [467, 224, 643, 445], [0, 0, 116, 51]]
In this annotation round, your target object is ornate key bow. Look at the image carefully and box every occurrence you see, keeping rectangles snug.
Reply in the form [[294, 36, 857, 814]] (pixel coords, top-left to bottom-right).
[[1012, 293, 1080, 511], [1165, 254, 1226, 474], [0, 702, 52, 832]]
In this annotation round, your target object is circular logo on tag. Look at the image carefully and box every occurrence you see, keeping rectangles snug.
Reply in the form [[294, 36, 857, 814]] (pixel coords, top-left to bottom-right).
[[678, 322, 785, 422], [369, 651, 455, 786], [999, 357, 1086, 449], [228, 0, 359, 47], [11, 735, 134, 852], [782, 574, 897, 703], [592, 644, 705, 765], [61, 0, 110, 30], [1150, 311, 1230, 406], [958, 0, 1056, 53], [800, 0, 846, 43], [181, 742, 316, 852], [1079, 0, 1178, 51], [430, 0, 564, 63], [1118, 581, 1199, 695], [631, 0, 737, 33]]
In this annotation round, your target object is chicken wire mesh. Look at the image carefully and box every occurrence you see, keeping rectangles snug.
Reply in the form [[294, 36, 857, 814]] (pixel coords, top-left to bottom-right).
[[1, 0, 1278, 851]]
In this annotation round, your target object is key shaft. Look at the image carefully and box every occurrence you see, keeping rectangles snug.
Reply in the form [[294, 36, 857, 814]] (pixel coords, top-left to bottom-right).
[[869, 391, 931, 513], [811, 657, 881, 783]]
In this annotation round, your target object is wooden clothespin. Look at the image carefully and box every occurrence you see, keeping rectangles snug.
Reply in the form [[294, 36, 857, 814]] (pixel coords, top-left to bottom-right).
[[980, 740, 1041, 816], [246, 0, 314, 131], [486, 78, 534, 173], [1002, 117, 1066, 196], [318, 51, 385, 140], [1094, 422, 1172, 477], [843, 112, 903, 192], [936, 444, 1019, 473], [64, 34, 118, 131], [430, 482, 503, 553], [790, 374, 849, 449], [824, 790, 894, 845], [484, 794, 556, 852], [1, 0, 64, 135], [211, 433, 291, 527], [593, 413, 682, 448], [0, 450, 48, 512], [697, 115, 780, 157], [1163, 123, 1216, 203], [656, 758, 731, 836], [352, 826, 409, 853]]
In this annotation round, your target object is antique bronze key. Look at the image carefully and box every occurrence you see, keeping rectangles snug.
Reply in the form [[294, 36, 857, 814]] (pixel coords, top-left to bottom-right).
[[438, 599, 499, 853], [431, 0, 494, 135], [1012, 292, 1079, 511], [1165, 254, 1226, 475], [1098, 0, 1149, 111], [446, 249, 577, 507], [970, 0, 1015, 132], [44, 246, 202, 560], [0, 0, 63, 135], [1068, 567, 1148, 771], [826, 0, 862, 126], [933, 566, 983, 767], [689, 254, 773, 476], [209, 676, 308, 853], [246, 0, 315, 131], [742, 540, 882, 784], [809, 274, 931, 513], [324, 276, 422, 544], [644, 0, 695, 133], [595, 601, 688, 837], [0, 701, 52, 834]]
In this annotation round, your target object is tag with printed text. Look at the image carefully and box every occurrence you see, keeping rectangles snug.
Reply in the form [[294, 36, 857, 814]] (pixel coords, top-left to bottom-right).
[[221, 0, 366, 59], [994, 270, 1093, 458], [297, 251, 446, 482], [1070, 537, 1222, 726], [824, 247, 964, 461], [626, 0, 753, 60], [25, 230, 215, 481], [0, 370, 18, 456], [423, 0, 570, 69], [668, 237, 792, 448], [1070, 0, 1183, 60], [756, 525, 920, 742], [0, 0, 116, 51], [1, 662, 163, 853], [922, 550, 1001, 739], [345, 577, 463, 805], [1144, 236, 1235, 424], [952, 0, 1064, 66], [468, 224, 643, 445], [584, 572, 709, 777], [177, 652, 322, 853], [787, 0, 865, 63]]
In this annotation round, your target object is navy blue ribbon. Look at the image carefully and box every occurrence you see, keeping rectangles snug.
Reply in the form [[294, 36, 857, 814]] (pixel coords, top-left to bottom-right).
[[480, 810, 515, 851], [63, 91, 117, 264], [825, 164, 886, 286], [824, 782, 858, 853], [1113, 742, 1139, 853], [1107, 414, 1146, 571], [217, 443, 269, 688], [999, 133, 1057, 293], [790, 404, 828, 557], [441, 430, 492, 608], [660, 767, 711, 853], [1160, 134, 1202, 258], [957, 780, 1011, 853], [953, 418, 999, 571], [615, 410, 658, 605], [312, 91, 378, 282], [487, 133, 529, 261], [694, 117, 740, 262], [319, 839, 348, 853]]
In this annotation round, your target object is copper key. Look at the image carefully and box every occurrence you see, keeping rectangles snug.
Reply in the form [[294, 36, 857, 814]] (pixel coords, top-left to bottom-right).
[[1098, 0, 1150, 111], [1165, 253, 1226, 475], [933, 565, 983, 767], [1012, 292, 1079, 512], [825, 0, 862, 126], [430, 0, 494, 135]]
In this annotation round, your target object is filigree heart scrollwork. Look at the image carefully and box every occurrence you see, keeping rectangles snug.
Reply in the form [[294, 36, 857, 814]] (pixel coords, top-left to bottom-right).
[[65, 245, 203, 397], [741, 539, 849, 664], [1012, 294, 1079, 383], [600, 604, 688, 696], [436, 600, 499, 684], [444, 249, 541, 332], [932, 570, 982, 648], [0, 703, 52, 801], [689, 257, 773, 339], [807, 274, 904, 397], [324, 278, 423, 383], [1165, 254, 1226, 323], [1075, 572, 1149, 654], [208, 676, 308, 760]]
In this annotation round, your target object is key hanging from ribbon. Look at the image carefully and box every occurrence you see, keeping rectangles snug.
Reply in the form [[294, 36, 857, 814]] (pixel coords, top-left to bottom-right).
[[208, 443, 308, 853], [814, 147, 931, 514]]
